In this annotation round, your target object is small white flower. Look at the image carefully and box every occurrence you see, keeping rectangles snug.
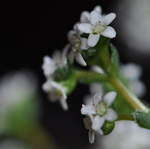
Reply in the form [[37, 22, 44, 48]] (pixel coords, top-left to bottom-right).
[[121, 63, 146, 97], [43, 79, 68, 110], [68, 26, 89, 66], [42, 48, 69, 110], [81, 89, 117, 143], [78, 8, 116, 47], [42, 48, 68, 78], [80, 6, 102, 24]]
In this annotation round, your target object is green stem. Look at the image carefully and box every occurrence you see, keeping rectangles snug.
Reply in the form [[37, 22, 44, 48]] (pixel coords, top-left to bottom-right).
[[75, 70, 107, 84], [108, 76, 148, 112], [117, 114, 134, 121]]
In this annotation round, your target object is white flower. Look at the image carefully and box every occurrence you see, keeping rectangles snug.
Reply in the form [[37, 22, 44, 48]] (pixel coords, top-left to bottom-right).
[[81, 87, 117, 143], [121, 63, 146, 97], [80, 6, 102, 24], [68, 26, 89, 66], [42, 47, 68, 78], [42, 48, 69, 110], [42, 79, 68, 110], [100, 121, 150, 149], [78, 9, 116, 47]]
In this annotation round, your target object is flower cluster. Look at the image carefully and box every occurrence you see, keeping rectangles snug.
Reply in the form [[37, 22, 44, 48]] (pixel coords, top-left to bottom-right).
[[68, 6, 116, 66], [42, 48, 69, 110], [41, 4, 149, 145], [42, 5, 117, 111], [81, 84, 117, 143]]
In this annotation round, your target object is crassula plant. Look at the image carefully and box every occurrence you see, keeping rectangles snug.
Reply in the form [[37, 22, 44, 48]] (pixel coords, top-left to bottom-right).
[[42, 5, 150, 144]]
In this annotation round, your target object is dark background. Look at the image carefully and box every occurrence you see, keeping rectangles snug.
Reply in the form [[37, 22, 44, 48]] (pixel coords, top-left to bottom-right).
[[0, 0, 150, 148]]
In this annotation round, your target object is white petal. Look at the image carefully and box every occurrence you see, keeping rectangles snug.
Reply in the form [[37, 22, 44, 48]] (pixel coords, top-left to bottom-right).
[[91, 65, 104, 74], [104, 109, 117, 121], [88, 130, 95, 144], [81, 104, 96, 116], [90, 83, 103, 95], [94, 6, 102, 14], [60, 98, 68, 110], [42, 56, 56, 77], [93, 93, 103, 105], [90, 11, 102, 25], [42, 79, 53, 92], [88, 34, 100, 47], [102, 26, 116, 38], [80, 11, 90, 23], [80, 38, 89, 50], [92, 116, 105, 131], [77, 23, 92, 34], [103, 13, 116, 25], [75, 53, 87, 66], [103, 91, 117, 106]]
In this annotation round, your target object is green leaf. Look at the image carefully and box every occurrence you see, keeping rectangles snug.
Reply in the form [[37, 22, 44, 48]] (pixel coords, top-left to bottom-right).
[[134, 111, 150, 129], [110, 44, 120, 75], [112, 95, 134, 115], [101, 121, 115, 135]]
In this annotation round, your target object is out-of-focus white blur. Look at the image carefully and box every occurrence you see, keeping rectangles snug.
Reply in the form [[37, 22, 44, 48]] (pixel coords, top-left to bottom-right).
[[99, 121, 150, 149], [0, 71, 37, 114], [117, 0, 150, 53], [0, 140, 29, 149]]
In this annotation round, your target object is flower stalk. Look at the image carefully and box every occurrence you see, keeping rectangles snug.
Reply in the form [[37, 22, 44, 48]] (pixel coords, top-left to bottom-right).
[[108, 76, 148, 112]]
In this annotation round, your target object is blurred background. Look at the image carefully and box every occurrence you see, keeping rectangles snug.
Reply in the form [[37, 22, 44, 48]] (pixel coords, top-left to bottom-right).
[[0, 0, 150, 148]]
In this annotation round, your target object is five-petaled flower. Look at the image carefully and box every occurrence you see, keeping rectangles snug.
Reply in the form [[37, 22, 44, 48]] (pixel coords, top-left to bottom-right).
[[81, 84, 117, 143], [78, 8, 116, 47]]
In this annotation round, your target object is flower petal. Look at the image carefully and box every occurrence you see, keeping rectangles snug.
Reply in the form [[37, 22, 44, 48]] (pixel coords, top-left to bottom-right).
[[75, 53, 87, 66], [81, 104, 96, 116], [88, 34, 100, 47], [80, 38, 89, 50], [104, 109, 117, 121], [93, 93, 103, 105], [80, 11, 90, 23], [88, 130, 95, 144], [102, 26, 116, 38], [103, 91, 117, 106], [77, 23, 92, 34], [92, 116, 105, 131], [42, 56, 56, 77], [94, 6, 102, 14], [90, 11, 102, 25], [60, 98, 68, 111], [90, 83, 103, 95], [91, 65, 104, 74], [103, 13, 116, 25]]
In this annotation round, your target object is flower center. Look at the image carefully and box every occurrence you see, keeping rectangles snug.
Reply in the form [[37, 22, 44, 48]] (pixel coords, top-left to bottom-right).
[[96, 101, 107, 116], [93, 23, 106, 34]]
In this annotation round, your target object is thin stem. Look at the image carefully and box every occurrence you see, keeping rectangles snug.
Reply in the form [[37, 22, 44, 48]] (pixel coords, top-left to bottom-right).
[[117, 114, 134, 121], [75, 70, 107, 84], [109, 76, 148, 112]]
